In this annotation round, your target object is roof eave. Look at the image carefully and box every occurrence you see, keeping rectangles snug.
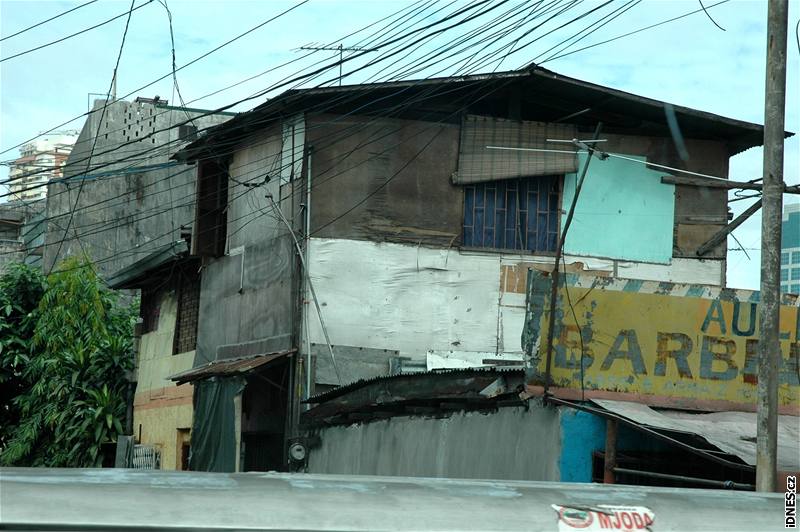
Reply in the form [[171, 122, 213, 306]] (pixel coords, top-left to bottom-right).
[[107, 240, 189, 289]]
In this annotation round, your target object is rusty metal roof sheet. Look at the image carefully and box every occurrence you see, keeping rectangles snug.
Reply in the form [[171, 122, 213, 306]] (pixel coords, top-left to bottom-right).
[[305, 365, 524, 404], [170, 350, 295, 384], [591, 399, 800, 471]]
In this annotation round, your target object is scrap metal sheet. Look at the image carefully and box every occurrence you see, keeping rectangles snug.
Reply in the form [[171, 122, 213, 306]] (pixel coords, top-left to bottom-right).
[[592, 399, 800, 471]]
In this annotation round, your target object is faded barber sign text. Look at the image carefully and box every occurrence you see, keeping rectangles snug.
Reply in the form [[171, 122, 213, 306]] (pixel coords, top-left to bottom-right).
[[525, 274, 799, 412]]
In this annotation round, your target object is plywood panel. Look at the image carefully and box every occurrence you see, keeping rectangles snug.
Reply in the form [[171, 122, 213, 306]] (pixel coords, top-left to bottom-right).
[[562, 152, 675, 264]]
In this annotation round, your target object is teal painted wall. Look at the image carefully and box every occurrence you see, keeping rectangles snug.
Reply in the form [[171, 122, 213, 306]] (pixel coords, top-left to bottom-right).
[[559, 409, 605, 482], [558, 407, 671, 483], [561, 153, 675, 264]]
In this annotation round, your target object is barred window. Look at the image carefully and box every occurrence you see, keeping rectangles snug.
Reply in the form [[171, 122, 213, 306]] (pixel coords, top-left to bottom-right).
[[173, 269, 200, 355], [462, 175, 561, 253]]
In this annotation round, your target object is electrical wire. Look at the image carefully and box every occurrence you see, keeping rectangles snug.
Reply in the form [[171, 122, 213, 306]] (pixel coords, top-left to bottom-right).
[[0, 0, 492, 189], [0, 0, 312, 157], [540, 0, 729, 63], [485, 146, 749, 183], [0, 0, 154, 63], [0, 0, 434, 192], [47, 0, 138, 275], [561, 253, 586, 401], [9, 0, 668, 271], [698, 0, 726, 31], [534, 0, 641, 64], [2, 1, 476, 215], [0, 0, 98, 42], [17, 5, 632, 266], [3, 0, 601, 196], [38, 65, 528, 273]]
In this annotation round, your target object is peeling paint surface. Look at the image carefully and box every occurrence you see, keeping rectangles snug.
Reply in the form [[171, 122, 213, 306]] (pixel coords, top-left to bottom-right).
[[306, 238, 727, 385], [525, 271, 800, 413]]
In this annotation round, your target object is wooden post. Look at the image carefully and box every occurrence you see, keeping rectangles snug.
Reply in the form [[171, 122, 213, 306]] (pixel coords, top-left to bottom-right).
[[604, 419, 618, 484]]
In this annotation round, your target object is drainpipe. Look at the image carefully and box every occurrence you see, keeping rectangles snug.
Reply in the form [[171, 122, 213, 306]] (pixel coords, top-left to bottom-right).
[[604, 419, 617, 484], [304, 146, 313, 406]]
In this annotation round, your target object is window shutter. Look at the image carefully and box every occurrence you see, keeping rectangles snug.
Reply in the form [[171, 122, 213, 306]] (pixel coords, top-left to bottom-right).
[[453, 115, 578, 184]]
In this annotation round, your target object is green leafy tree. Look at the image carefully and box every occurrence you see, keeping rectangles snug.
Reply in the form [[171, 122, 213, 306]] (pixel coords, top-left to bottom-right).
[[0, 259, 136, 467], [0, 263, 45, 449]]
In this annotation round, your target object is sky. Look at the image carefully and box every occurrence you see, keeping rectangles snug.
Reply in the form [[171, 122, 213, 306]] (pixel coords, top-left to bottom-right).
[[0, 0, 798, 290]]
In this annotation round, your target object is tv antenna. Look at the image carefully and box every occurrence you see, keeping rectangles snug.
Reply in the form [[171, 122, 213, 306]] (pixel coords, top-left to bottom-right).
[[299, 43, 377, 86]]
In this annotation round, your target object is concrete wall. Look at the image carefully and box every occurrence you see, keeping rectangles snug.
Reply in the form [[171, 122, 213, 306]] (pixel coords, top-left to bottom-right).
[[132, 288, 195, 470], [194, 127, 296, 366], [308, 404, 561, 481], [0, 240, 24, 273], [44, 100, 232, 277]]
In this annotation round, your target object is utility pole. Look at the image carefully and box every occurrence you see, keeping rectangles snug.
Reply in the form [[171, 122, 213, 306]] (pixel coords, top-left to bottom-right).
[[299, 44, 377, 86], [542, 124, 605, 396], [756, 0, 788, 493]]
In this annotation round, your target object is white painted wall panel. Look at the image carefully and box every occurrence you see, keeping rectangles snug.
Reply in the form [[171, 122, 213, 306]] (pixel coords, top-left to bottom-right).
[[306, 238, 724, 370], [617, 258, 722, 285], [308, 238, 502, 359]]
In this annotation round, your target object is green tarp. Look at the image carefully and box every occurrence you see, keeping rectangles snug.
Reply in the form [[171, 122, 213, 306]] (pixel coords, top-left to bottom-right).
[[189, 376, 245, 472]]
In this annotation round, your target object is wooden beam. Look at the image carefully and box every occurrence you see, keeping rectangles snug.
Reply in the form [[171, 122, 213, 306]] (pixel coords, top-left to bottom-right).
[[604, 419, 618, 484], [696, 199, 762, 257], [662, 175, 800, 194]]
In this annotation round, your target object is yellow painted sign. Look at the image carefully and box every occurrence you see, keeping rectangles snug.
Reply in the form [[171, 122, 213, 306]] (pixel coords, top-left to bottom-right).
[[526, 278, 800, 412]]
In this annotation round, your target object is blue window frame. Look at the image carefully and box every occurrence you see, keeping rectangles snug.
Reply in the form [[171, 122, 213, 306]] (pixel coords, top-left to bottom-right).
[[792, 269, 800, 281], [463, 175, 561, 253], [793, 251, 800, 264], [791, 284, 800, 294], [781, 269, 789, 281], [781, 252, 790, 265]]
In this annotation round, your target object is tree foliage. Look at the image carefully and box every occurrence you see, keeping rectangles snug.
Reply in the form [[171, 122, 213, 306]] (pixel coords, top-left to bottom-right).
[[0, 259, 136, 466]]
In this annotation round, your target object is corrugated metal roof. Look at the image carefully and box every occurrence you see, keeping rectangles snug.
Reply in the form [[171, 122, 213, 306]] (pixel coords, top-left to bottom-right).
[[306, 365, 524, 404], [591, 399, 800, 471], [107, 240, 188, 289], [175, 66, 790, 163], [170, 350, 295, 384]]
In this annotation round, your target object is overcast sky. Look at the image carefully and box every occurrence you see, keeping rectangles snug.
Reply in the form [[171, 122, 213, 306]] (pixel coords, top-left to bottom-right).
[[1, 0, 798, 290]]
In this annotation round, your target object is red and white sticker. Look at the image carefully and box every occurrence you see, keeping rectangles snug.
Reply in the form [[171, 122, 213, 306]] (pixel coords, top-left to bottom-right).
[[552, 505, 655, 531]]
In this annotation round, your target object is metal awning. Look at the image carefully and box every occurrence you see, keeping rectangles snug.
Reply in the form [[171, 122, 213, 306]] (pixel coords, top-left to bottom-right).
[[107, 240, 189, 289], [170, 350, 295, 385], [591, 399, 800, 472]]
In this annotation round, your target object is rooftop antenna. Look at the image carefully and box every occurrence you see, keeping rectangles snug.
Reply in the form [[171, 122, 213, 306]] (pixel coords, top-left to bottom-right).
[[299, 43, 377, 86]]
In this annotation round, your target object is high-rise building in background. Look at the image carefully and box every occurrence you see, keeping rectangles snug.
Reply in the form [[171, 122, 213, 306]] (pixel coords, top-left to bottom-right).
[[5, 131, 79, 202], [780, 202, 800, 294]]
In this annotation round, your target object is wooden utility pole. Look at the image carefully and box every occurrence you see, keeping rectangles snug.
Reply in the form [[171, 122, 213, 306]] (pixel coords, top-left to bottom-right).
[[756, 0, 788, 493]]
